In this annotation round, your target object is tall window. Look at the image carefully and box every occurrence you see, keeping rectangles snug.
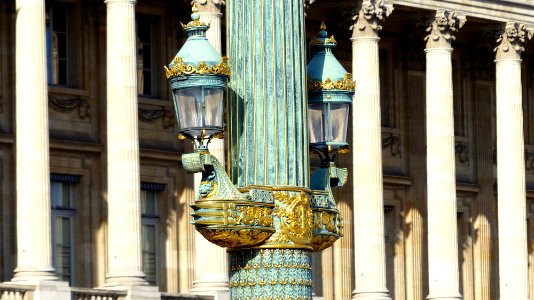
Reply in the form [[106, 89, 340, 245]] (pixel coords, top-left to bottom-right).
[[50, 174, 80, 284], [140, 182, 164, 286], [46, 4, 68, 85], [136, 15, 158, 97]]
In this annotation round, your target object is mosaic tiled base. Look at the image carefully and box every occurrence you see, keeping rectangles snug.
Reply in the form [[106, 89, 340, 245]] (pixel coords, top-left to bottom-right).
[[229, 249, 312, 300]]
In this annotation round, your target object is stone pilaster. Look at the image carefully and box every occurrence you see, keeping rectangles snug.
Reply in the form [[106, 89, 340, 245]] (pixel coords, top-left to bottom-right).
[[104, 0, 146, 287], [350, 1, 393, 299], [12, 0, 57, 283], [190, 1, 229, 299], [494, 21, 533, 300], [424, 10, 465, 300]]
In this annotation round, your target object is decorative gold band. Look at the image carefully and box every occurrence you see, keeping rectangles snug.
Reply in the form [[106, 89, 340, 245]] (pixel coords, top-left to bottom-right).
[[165, 57, 230, 78], [307, 73, 355, 91]]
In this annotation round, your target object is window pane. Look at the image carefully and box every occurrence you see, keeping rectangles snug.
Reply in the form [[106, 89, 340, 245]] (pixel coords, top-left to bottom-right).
[[204, 89, 224, 130], [51, 181, 73, 209], [136, 16, 154, 96], [143, 45, 151, 69], [52, 6, 67, 32], [58, 59, 67, 86], [46, 5, 68, 86], [330, 103, 349, 143], [55, 216, 72, 283], [137, 20, 151, 44], [143, 70, 152, 95], [175, 87, 203, 130], [308, 103, 327, 144], [141, 190, 157, 216], [142, 224, 157, 285]]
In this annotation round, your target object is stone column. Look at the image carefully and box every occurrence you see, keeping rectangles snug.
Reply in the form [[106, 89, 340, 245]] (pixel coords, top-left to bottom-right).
[[424, 10, 465, 300], [494, 22, 532, 300], [11, 0, 57, 283], [104, 0, 146, 287], [191, 1, 229, 299], [350, 1, 392, 299]]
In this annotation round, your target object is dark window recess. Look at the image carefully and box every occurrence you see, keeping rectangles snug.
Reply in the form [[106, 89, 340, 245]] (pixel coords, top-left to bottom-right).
[[46, 4, 68, 85], [136, 15, 155, 96]]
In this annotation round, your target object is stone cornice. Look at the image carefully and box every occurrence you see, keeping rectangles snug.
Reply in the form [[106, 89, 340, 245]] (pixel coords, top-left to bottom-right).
[[193, 0, 224, 13], [393, 0, 534, 25], [425, 10, 466, 49], [495, 22, 533, 60], [352, 0, 393, 38]]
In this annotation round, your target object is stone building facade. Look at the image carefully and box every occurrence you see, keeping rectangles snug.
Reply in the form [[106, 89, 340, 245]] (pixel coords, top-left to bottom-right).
[[0, 0, 533, 299]]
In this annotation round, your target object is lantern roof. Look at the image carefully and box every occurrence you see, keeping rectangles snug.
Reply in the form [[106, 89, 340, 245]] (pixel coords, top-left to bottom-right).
[[307, 22, 355, 92], [165, 4, 229, 79]]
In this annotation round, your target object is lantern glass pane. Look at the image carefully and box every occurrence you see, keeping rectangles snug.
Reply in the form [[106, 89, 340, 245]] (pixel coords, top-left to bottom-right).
[[308, 103, 328, 144], [203, 88, 224, 134], [330, 103, 349, 143], [174, 87, 202, 132]]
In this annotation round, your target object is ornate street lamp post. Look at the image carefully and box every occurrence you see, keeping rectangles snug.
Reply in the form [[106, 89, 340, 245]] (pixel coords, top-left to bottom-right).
[[167, 3, 354, 299]]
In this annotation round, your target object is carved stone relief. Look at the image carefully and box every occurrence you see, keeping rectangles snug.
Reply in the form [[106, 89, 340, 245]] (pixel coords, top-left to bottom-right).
[[382, 132, 401, 158], [455, 141, 469, 166], [192, 0, 224, 13], [425, 10, 466, 49], [495, 22, 533, 60], [48, 95, 90, 119], [138, 106, 175, 129], [352, 0, 393, 38]]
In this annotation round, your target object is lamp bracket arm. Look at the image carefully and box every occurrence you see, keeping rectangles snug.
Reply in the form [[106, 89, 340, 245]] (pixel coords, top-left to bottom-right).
[[310, 165, 348, 193], [182, 152, 246, 201]]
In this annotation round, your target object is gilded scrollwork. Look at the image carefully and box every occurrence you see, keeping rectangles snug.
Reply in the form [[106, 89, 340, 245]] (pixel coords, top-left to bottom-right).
[[307, 74, 355, 91], [495, 22, 533, 60], [425, 10, 466, 49], [165, 57, 230, 79], [236, 206, 273, 227], [311, 236, 339, 252], [352, 0, 393, 37], [198, 228, 272, 248], [257, 191, 314, 248]]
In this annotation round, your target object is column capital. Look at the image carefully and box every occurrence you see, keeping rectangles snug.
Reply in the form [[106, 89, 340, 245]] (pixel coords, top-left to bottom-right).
[[495, 22, 533, 60], [194, 0, 224, 13], [425, 10, 466, 49], [352, 0, 393, 38]]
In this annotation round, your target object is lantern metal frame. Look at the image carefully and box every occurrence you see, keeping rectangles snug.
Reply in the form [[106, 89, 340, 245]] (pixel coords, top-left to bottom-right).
[[165, 4, 229, 153], [306, 22, 355, 165]]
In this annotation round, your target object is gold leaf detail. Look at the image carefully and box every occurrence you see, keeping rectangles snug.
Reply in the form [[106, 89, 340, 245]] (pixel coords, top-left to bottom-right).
[[307, 73, 355, 91], [272, 191, 313, 245], [198, 228, 272, 248], [165, 56, 230, 79]]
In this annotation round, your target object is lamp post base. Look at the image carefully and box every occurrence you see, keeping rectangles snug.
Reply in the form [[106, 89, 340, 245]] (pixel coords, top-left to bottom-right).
[[229, 249, 313, 299]]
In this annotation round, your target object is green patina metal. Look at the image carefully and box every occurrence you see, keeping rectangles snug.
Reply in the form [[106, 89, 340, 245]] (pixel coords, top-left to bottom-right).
[[167, 2, 354, 299], [226, 0, 309, 189]]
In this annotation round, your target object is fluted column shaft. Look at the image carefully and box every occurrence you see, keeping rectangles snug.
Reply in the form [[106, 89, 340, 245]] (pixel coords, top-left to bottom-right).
[[425, 48, 462, 300], [495, 22, 532, 300], [191, 2, 229, 298], [351, 2, 392, 299], [12, 0, 57, 282], [104, 0, 146, 287], [424, 11, 465, 300]]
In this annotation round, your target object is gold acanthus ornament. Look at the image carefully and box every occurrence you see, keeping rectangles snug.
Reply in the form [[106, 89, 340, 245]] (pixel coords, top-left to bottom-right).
[[271, 191, 313, 246], [198, 228, 272, 249], [307, 73, 355, 91], [165, 57, 231, 79]]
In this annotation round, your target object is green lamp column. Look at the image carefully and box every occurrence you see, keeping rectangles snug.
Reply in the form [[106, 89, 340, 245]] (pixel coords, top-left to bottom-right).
[[226, 0, 311, 298], [167, 2, 352, 300]]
